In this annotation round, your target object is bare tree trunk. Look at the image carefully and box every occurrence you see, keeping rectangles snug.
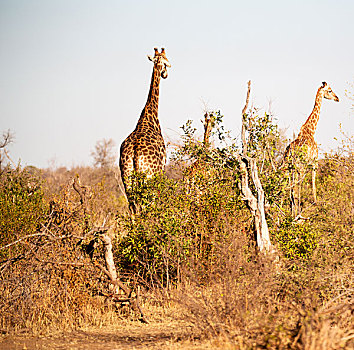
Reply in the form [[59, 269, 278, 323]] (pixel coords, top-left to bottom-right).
[[98, 232, 149, 323], [101, 232, 118, 286], [238, 81, 274, 254], [249, 158, 272, 252], [241, 81, 251, 157], [238, 156, 273, 252]]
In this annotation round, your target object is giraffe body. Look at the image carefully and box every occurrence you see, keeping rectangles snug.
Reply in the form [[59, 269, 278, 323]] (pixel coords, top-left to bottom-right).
[[284, 82, 339, 162], [119, 48, 171, 209], [283, 82, 339, 214]]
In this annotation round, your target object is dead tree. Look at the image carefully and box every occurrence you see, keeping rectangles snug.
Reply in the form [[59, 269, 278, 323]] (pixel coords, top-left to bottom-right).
[[72, 175, 148, 323], [237, 81, 274, 253], [91, 138, 117, 169], [241, 81, 251, 157], [0, 129, 14, 171]]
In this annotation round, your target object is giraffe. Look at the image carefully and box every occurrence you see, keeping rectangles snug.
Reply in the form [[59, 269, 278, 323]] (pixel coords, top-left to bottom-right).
[[183, 112, 217, 201], [119, 48, 171, 211], [184, 112, 215, 178], [283, 81, 339, 215]]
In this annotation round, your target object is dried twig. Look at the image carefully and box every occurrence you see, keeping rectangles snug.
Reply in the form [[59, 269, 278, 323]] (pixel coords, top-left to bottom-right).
[[0, 233, 50, 251], [0, 130, 14, 149]]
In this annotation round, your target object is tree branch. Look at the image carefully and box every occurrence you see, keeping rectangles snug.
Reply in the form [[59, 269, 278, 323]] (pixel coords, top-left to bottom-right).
[[242, 81, 251, 157], [0, 233, 50, 251], [0, 130, 14, 149]]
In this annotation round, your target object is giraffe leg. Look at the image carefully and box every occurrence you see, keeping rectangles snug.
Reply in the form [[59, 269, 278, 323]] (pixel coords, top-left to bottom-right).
[[290, 171, 298, 217], [312, 168, 317, 203], [297, 178, 301, 217], [292, 170, 302, 218]]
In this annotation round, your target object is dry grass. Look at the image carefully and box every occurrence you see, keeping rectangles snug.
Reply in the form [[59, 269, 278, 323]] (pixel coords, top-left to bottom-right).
[[0, 140, 353, 349]]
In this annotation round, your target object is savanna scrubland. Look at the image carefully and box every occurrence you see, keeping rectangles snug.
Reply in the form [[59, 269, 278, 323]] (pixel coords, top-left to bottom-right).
[[0, 104, 353, 349]]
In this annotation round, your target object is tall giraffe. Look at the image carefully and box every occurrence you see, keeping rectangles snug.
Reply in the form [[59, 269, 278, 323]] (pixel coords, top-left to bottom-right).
[[283, 81, 339, 213], [119, 48, 171, 210]]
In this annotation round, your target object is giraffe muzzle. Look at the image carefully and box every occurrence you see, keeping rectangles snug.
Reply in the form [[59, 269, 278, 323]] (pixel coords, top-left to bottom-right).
[[161, 69, 168, 79]]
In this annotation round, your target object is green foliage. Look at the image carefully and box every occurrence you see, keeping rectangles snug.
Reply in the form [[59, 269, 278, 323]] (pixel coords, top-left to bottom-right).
[[0, 167, 47, 259], [244, 109, 289, 206], [117, 174, 187, 285], [274, 217, 319, 263], [314, 140, 354, 261], [173, 111, 237, 166], [1, 114, 352, 344], [246, 110, 280, 159], [116, 169, 245, 286], [118, 111, 297, 284]]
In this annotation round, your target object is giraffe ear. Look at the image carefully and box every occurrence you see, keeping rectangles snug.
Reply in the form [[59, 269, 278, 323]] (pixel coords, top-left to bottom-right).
[[147, 55, 154, 62], [322, 81, 327, 87]]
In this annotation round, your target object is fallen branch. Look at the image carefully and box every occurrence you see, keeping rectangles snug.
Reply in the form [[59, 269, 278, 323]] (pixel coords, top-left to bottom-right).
[[0, 232, 50, 251], [71, 175, 148, 323], [96, 230, 149, 323]]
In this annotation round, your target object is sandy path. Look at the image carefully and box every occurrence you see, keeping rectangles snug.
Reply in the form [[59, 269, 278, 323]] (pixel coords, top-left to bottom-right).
[[0, 321, 220, 350]]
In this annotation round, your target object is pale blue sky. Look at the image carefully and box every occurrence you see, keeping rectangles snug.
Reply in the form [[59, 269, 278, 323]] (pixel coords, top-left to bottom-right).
[[0, 0, 353, 168]]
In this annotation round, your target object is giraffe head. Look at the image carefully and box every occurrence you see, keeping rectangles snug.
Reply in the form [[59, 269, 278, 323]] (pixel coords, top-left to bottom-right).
[[147, 48, 171, 79], [320, 82, 339, 102]]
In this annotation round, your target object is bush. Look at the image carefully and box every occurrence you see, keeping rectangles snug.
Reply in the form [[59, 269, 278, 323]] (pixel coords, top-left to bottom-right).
[[274, 217, 319, 263], [116, 166, 247, 287], [0, 168, 125, 333], [0, 115, 352, 350], [0, 166, 47, 259]]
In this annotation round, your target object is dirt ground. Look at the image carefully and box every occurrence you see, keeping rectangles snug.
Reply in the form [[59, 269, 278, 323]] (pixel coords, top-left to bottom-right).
[[0, 321, 229, 350]]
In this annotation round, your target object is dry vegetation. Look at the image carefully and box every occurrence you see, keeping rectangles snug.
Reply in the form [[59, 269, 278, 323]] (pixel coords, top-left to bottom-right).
[[0, 108, 353, 349]]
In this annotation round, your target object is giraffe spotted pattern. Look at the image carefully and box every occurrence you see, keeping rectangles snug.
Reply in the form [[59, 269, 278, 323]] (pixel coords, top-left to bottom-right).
[[284, 81, 339, 163], [283, 81, 339, 211], [119, 48, 171, 210]]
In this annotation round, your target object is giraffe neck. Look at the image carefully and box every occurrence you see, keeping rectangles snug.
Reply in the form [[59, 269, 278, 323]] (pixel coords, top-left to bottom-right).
[[203, 116, 213, 147], [299, 88, 323, 137], [137, 65, 162, 133]]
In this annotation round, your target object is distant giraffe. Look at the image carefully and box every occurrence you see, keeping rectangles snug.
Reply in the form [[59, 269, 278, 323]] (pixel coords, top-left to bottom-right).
[[184, 112, 215, 178], [183, 112, 217, 201], [283, 81, 339, 215], [119, 48, 171, 211]]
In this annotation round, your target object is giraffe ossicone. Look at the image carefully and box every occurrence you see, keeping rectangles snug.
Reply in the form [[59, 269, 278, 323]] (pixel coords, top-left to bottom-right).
[[119, 47, 171, 211]]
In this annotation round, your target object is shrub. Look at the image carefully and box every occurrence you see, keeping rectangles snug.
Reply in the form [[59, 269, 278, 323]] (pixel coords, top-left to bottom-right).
[[116, 167, 247, 287], [274, 217, 319, 263], [0, 166, 46, 259]]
